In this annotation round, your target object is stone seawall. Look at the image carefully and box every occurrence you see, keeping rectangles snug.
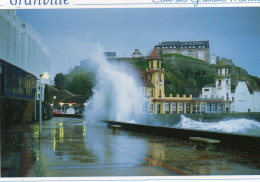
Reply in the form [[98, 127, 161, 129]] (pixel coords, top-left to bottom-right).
[[107, 120, 260, 154], [133, 113, 260, 127]]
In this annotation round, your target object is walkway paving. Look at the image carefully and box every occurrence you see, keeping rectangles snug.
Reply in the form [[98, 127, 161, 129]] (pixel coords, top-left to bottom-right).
[[1, 117, 260, 177]]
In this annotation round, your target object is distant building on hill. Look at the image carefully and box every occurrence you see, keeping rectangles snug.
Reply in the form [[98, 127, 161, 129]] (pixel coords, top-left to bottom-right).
[[131, 49, 143, 58], [104, 52, 116, 58], [210, 54, 216, 64], [155, 40, 210, 62]]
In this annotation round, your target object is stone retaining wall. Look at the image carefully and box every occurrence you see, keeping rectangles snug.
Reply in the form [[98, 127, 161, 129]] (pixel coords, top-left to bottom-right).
[[133, 113, 260, 127]]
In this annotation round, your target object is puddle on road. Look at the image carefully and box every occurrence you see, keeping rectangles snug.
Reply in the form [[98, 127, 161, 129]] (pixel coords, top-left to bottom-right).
[[2, 117, 260, 177]]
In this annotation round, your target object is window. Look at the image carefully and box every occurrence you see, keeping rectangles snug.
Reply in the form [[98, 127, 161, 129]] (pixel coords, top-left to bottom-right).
[[165, 103, 170, 113], [204, 89, 209, 92], [226, 80, 229, 85], [158, 89, 161, 98], [179, 103, 184, 113], [150, 104, 153, 111], [157, 104, 161, 114], [232, 97, 234, 101], [218, 104, 223, 112], [201, 103, 206, 113], [218, 80, 221, 86], [186, 103, 190, 113], [172, 103, 177, 113], [149, 89, 153, 97], [158, 74, 162, 81], [148, 74, 152, 82], [207, 103, 211, 111], [212, 103, 217, 111]]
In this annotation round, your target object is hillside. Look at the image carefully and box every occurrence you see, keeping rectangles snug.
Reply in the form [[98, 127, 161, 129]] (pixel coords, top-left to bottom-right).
[[62, 54, 260, 98]]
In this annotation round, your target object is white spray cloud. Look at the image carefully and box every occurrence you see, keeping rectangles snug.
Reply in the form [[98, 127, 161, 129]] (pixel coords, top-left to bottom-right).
[[174, 115, 260, 136], [84, 43, 145, 123]]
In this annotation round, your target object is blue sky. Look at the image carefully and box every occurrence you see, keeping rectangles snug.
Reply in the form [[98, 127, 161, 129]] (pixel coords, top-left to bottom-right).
[[17, 8, 260, 77]]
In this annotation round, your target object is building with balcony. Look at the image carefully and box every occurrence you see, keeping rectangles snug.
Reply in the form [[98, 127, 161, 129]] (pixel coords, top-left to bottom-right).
[[199, 59, 260, 113], [143, 48, 193, 114], [155, 41, 210, 62]]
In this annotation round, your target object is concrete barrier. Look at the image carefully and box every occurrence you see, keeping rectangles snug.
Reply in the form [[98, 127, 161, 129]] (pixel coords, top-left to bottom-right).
[[54, 114, 83, 118], [107, 121, 260, 154], [131, 113, 260, 127]]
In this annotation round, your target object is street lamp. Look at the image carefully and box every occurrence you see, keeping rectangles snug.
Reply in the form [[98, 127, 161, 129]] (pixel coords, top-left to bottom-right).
[[34, 90, 40, 121], [39, 72, 50, 133], [50, 103, 54, 111], [59, 102, 64, 113]]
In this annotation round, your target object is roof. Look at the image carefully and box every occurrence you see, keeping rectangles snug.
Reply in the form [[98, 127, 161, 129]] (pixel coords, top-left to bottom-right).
[[156, 41, 209, 48], [148, 47, 163, 60], [204, 83, 215, 87], [134, 67, 155, 88], [104, 52, 116, 57], [216, 58, 232, 68]]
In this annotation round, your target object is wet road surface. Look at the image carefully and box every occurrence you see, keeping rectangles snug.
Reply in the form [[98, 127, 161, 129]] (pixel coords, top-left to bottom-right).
[[1, 117, 260, 177]]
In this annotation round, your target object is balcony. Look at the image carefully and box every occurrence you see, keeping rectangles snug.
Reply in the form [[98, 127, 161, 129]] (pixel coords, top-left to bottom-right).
[[216, 74, 230, 78], [146, 67, 165, 72]]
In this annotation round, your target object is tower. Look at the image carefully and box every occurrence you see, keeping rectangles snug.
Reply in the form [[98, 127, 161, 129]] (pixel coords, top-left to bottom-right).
[[146, 48, 166, 113], [215, 58, 231, 101]]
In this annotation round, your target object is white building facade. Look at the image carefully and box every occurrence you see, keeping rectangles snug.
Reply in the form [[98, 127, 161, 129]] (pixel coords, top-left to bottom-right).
[[0, 10, 50, 79], [200, 60, 260, 113]]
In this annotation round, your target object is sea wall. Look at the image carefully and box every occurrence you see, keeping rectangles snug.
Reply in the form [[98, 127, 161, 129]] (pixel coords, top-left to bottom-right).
[[107, 120, 260, 154], [133, 113, 260, 127]]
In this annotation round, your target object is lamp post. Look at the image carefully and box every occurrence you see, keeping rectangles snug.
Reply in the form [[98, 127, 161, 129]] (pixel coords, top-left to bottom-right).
[[51, 103, 54, 111], [59, 102, 64, 113], [39, 72, 50, 133], [35, 90, 40, 121]]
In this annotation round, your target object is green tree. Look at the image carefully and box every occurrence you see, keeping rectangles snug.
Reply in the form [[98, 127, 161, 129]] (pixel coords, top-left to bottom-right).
[[54, 73, 65, 90], [67, 73, 94, 99]]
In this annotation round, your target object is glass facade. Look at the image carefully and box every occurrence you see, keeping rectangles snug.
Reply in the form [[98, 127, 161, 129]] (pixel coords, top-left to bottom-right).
[[165, 103, 170, 113], [186, 103, 190, 113], [172, 103, 177, 113], [179, 103, 184, 113], [0, 59, 37, 100]]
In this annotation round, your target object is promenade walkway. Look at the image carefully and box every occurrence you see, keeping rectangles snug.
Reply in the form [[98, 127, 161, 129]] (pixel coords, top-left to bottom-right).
[[1, 117, 260, 177]]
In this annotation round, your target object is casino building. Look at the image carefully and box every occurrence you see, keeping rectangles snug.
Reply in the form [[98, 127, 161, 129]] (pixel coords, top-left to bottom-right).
[[155, 41, 210, 62], [142, 49, 260, 114], [143, 48, 193, 114]]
